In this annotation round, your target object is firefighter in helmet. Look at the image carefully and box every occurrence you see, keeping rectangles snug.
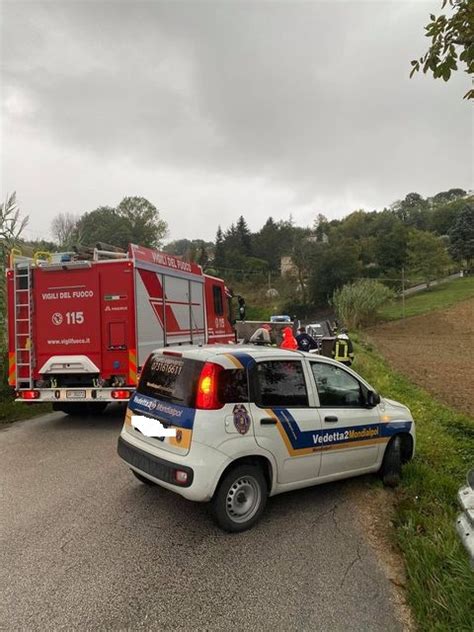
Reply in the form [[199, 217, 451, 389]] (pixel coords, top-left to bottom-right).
[[331, 328, 354, 366], [237, 295, 246, 321]]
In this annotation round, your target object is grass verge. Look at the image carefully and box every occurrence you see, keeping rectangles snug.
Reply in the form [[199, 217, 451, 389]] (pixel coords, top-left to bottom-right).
[[379, 276, 474, 321], [352, 336, 473, 632], [0, 392, 52, 424]]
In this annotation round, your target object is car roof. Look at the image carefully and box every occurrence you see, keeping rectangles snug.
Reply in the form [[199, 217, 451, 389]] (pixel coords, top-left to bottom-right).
[[147, 345, 375, 392], [151, 344, 340, 365]]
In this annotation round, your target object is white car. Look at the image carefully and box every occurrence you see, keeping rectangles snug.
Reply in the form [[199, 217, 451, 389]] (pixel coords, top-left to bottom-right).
[[118, 346, 415, 532], [270, 315, 291, 323]]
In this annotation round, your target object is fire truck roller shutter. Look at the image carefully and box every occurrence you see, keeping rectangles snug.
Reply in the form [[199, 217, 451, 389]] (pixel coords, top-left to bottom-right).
[[163, 275, 196, 345], [135, 269, 166, 367], [189, 280, 205, 345]]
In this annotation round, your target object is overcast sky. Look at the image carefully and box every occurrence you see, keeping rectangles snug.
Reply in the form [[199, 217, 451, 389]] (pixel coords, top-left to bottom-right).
[[1, 0, 472, 244]]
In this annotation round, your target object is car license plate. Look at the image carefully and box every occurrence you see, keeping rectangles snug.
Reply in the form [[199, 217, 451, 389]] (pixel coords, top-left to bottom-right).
[[66, 390, 86, 399]]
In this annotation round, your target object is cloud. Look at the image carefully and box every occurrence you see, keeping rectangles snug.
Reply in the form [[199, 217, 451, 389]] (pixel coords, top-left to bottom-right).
[[1, 1, 472, 241]]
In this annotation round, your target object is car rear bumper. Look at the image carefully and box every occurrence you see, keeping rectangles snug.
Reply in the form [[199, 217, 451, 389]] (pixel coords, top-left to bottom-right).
[[16, 387, 134, 403], [117, 436, 194, 487], [118, 432, 231, 501]]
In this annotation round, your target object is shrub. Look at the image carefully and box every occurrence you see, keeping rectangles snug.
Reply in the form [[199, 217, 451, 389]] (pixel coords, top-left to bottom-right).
[[331, 279, 393, 329]]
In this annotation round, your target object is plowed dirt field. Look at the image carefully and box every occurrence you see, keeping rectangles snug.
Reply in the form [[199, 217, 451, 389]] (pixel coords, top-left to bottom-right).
[[369, 299, 474, 417]]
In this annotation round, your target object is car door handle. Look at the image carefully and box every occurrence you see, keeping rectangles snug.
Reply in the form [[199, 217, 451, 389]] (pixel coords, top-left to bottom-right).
[[260, 417, 277, 425], [324, 416, 338, 422]]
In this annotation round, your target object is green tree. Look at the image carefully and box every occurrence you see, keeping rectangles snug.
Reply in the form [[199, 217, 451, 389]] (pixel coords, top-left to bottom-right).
[[338, 209, 374, 240], [407, 229, 452, 287], [288, 227, 315, 305], [448, 205, 474, 269], [116, 196, 167, 248], [313, 213, 330, 242], [410, 0, 474, 99], [392, 193, 430, 229], [431, 188, 467, 204], [163, 239, 213, 260], [243, 256, 269, 275], [254, 217, 282, 270], [75, 197, 167, 250], [76, 206, 131, 249], [373, 220, 408, 275], [214, 226, 226, 270], [429, 195, 472, 235], [235, 216, 253, 256], [197, 245, 209, 268], [162, 239, 193, 257], [186, 242, 197, 263], [309, 241, 362, 307]]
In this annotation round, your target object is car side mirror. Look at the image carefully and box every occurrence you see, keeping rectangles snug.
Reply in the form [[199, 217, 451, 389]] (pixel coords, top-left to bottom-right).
[[366, 390, 381, 408]]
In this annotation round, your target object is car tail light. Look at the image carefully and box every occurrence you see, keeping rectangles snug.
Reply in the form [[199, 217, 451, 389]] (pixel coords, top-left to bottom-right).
[[174, 470, 189, 485], [20, 390, 40, 400], [163, 350, 182, 357], [112, 390, 131, 400], [195, 362, 223, 410]]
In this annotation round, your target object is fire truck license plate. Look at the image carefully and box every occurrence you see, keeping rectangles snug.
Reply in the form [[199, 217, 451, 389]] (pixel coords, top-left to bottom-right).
[[66, 390, 86, 399]]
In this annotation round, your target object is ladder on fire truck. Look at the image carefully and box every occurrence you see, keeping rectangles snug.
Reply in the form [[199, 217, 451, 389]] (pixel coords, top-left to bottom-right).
[[9, 246, 125, 389], [11, 253, 34, 389]]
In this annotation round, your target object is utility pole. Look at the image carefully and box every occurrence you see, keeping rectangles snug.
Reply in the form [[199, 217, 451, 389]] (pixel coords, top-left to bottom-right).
[[401, 266, 406, 321]]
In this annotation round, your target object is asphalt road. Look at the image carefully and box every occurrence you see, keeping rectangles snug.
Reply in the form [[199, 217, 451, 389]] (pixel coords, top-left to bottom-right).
[[402, 272, 462, 296], [0, 407, 403, 631]]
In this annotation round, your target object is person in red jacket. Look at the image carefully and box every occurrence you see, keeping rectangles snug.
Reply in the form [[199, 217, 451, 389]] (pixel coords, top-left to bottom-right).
[[280, 326, 298, 350]]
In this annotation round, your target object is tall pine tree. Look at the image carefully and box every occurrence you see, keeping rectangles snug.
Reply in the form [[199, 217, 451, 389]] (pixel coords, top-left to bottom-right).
[[449, 205, 474, 269], [214, 226, 226, 270], [235, 216, 253, 256]]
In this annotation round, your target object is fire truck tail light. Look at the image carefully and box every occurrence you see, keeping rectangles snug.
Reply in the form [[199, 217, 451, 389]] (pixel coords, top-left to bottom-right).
[[112, 390, 131, 400], [20, 390, 40, 400], [195, 362, 223, 410]]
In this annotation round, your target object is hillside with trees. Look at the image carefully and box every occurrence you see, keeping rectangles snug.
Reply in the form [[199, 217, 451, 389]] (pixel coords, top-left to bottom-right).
[[202, 188, 472, 316], [6, 187, 472, 321]]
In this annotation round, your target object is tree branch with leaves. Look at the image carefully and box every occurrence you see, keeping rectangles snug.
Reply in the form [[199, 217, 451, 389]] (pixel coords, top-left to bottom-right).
[[410, 0, 474, 99]]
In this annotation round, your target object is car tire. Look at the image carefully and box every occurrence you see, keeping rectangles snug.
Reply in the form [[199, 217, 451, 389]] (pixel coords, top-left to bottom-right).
[[131, 469, 157, 486], [210, 464, 268, 533], [380, 435, 402, 488]]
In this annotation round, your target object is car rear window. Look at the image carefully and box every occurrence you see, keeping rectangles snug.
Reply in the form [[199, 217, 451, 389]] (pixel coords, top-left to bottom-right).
[[138, 354, 204, 407]]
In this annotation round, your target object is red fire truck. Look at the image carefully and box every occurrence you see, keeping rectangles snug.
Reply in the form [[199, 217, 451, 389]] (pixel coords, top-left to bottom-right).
[[6, 244, 235, 413]]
